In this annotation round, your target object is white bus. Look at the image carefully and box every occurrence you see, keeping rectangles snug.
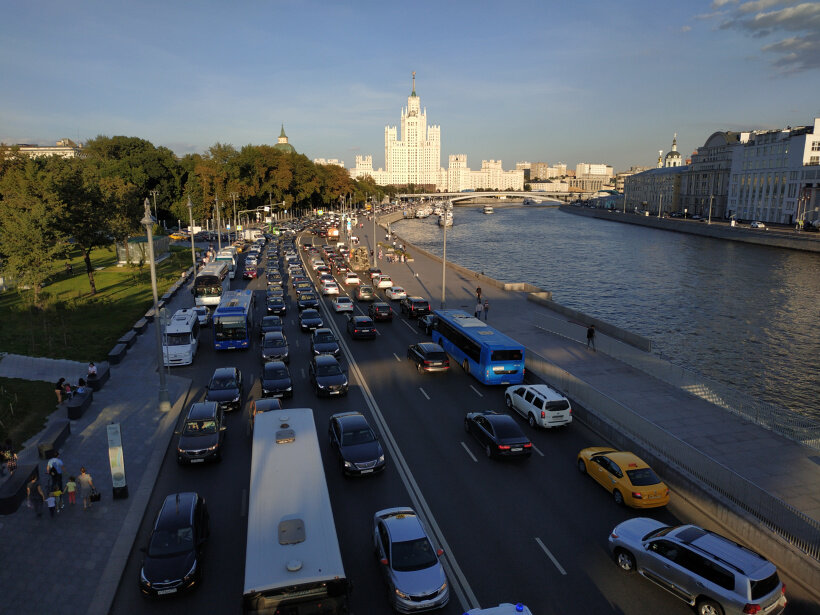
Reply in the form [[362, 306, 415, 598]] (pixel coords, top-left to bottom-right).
[[243, 408, 350, 614], [193, 262, 230, 308], [162, 308, 201, 366], [216, 249, 237, 279]]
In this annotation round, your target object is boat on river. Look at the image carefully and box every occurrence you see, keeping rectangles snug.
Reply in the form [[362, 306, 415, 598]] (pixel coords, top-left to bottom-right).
[[483, 205, 494, 214], [439, 210, 453, 227]]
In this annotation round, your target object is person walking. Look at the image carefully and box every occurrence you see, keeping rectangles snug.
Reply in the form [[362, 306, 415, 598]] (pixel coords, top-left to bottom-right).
[[65, 476, 77, 506], [47, 452, 64, 507], [46, 492, 57, 518], [77, 467, 95, 510], [586, 324, 596, 351], [27, 475, 45, 518], [55, 378, 66, 406], [483, 299, 489, 321], [475, 301, 483, 319], [476, 286, 482, 302]]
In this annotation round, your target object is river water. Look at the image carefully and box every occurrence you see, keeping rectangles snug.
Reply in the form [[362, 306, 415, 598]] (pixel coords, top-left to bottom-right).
[[393, 205, 820, 420]]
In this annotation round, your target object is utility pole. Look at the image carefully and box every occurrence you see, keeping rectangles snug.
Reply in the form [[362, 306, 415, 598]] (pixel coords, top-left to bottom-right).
[[214, 196, 222, 251], [229, 192, 239, 242], [149, 189, 159, 221], [707, 195, 714, 225]]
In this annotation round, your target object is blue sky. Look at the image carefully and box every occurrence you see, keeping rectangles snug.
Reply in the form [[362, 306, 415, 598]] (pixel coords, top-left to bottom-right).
[[2, 0, 819, 171]]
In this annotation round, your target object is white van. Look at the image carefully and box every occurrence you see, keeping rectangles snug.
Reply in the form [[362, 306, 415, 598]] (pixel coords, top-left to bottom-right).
[[162, 309, 201, 366], [216, 249, 237, 279]]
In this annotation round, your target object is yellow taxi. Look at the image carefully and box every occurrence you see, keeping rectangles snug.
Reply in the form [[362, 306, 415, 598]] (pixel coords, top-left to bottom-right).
[[577, 447, 669, 508], [168, 232, 186, 241]]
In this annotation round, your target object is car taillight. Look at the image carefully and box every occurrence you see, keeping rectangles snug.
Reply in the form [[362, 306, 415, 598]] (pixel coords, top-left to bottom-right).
[[354, 329, 359, 333], [424, 360, 431, 365], [540, 411, 546, 419], [498, 445, 511, 450], [742, 605, 762, 614], [523, 442, 532, 448]]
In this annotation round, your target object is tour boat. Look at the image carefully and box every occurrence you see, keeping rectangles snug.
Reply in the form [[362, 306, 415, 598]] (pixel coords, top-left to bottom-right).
[[439, 210, 453, 227], [483, 205, 494, 214]]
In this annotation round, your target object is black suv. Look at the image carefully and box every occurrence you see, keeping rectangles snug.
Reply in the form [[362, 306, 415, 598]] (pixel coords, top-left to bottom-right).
[[175, 402, 226, 464], [139, 492, 209, 597], [205, 367, 243, 412], [400, 296, 431, 318], [369, 302, 394, 322]]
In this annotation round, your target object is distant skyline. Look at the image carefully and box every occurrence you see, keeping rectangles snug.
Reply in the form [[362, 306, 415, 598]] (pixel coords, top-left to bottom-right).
[[2, 0, 819, 172]]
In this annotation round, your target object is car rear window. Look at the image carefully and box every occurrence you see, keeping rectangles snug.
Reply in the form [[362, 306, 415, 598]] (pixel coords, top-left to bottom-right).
[[545, 400, 570, 411], [626, 467, 662, 486], [491, 349, 523, 361], [425, 351, 447, 360], [750, 572, 780, 600]]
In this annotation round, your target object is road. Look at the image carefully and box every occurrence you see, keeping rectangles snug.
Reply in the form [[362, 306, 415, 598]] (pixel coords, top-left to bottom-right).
[[111, 226, 820, 615]]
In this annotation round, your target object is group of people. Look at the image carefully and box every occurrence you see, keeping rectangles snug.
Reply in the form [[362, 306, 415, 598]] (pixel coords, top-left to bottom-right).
[[54, 362, 97, 405], [474, 287, 489, 321], [26, 452, 96, 517]]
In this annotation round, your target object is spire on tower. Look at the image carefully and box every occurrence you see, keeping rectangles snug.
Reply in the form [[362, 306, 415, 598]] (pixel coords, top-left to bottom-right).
[[411, 71, 416, 97]]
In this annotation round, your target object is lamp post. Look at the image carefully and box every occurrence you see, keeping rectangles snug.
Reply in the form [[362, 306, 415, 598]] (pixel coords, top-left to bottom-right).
[[371, 199, 377, 267], [658, 192, 663, 219], [214, 197, 222, 251], [441, 202, 449, 309], [186, 196, 196, 271], [707, 195, 714, 225], [229, 192, 239, 242], [141, 198, 171, 414], [149, 189, 159, 221]]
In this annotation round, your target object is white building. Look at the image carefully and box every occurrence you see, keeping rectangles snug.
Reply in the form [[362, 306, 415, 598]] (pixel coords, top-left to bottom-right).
[[313, 158, 345, 168], [575, 162, 614, 179], [10, 139, 83, 158]]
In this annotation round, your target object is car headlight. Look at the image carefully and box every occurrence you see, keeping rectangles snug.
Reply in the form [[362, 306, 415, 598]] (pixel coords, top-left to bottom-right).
[[232, 395, 240, 403], [343, 461, 354, 468], [378, 454, 385, 463], [285, 386, 292, 391], [317, 382, 327, 389], [183, 560, 197, 582], [394, 588, 411, 599], [436, 581, 448, 593], [205, 444, 218, 452], [140, 568, 151, 587]]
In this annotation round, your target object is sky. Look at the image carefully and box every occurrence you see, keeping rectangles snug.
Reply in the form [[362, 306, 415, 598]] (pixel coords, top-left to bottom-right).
[[1, 0, 819, 172]]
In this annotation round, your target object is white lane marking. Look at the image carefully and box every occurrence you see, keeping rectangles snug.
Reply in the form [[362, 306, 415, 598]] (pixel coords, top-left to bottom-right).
[[393, 353, 402, 362], [460, 442, 477, 463], [294, 339, 300, 348], [535, 537, 567, 575], [401, 319, 415, 333], [240, 488, 248, 517], [300, 368, 306, 379], [469, 385, 483, 398], [419, 387, 430, 400], [531, 444, 545, 457]]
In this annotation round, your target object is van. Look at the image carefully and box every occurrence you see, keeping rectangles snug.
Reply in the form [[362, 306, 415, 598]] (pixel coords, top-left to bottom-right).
[[163, 309, 201, 366]]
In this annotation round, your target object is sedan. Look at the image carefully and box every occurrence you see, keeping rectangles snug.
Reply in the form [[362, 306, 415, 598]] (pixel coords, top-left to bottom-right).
[[321, 281, 340, 296], [751, 221, 767, 229], [299, 308, 324, 332], [343, 272, 361, 286], [367, 267, 382, 280], [376, 274, 393, 289], [332, 296, 354, 313], [266, 296, 286, 316], [368, 302, 393, 322], [356, 285, 375, 301], [385, 286, 406, 300], [328, 412, 385, 476], [260, 361, 293, 398], [373, 508, 449, 613], [259, 315, 284, 338], [311, 327, 341, 358], [577, 448, 669, 507], [417, 314, 437, 335], [242, 266, 259, 280], [297, 293, 319, 311], [308, 354, 348, 397], [464, 411, 532, 459], [407, 343, 449, 373], [205, 367, 243, 412], [261, 331, 290, 364], [346, 315, 377, 339], [192, 305, 210, 327]]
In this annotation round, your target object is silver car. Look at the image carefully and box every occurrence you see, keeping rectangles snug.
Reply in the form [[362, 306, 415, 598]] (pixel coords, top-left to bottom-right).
[[608, 518, 787, 615], [373, 508, 449, 613]]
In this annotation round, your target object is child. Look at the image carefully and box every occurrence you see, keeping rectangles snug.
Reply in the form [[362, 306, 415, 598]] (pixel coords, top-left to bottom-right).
[[46, 493, 57, 518], [65, 476, 77, 505]]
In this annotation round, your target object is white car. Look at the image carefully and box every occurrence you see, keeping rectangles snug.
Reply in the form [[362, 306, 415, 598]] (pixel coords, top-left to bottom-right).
[[343, 272, 361, 286], [192, 305, 210, 326], [750, 221, 767, 229], [311, 259, 325, 270], [321, 281, 340, 296], [385, 286, 406, 300], [466, 605, 533, 615], [376, 274, 393, 289], [504, 384, 572, 429], [333, 296, 354, 312]]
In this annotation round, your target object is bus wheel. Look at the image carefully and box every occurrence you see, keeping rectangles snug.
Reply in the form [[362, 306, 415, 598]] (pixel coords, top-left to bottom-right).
[[462, 360, 469, 374]]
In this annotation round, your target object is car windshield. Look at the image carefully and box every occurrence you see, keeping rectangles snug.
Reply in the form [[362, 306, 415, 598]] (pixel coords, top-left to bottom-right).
[[391, 537, 438, 572], [148, 526, 195, 558], [626, 467, 662, 486], [262, 317, 281, 328], [302, 310, 319, 318], [165, 332, 192, 346], [315, 333, 335, 343], [265, 338, 286, 348], [341, 427, 375, 446], [183, 419, 217, 435], [316, 363, 342, 377], [491, 349, 523, 362], [264, 365, 289, 379], [301, 294, 317, 301], [210, 376, 237, 390]]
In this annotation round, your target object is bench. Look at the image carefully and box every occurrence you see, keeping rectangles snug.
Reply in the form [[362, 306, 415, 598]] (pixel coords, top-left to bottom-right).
[[108, 343, 127, 365], [0, 464, 39, 515], [144, 307, 155, 323], [66, 389, 93, 420], [133, 318, 148, 334], [86, 362, 110, 391], [37, 420, 71, 459], [161, 292, 173, 302], [118, 330, 137, 349]]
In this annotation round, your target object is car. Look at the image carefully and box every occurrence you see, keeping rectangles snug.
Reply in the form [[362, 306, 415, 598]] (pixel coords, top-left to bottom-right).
[[266, 286, 285, 300], [577, 448, 669, 507], [367, 267, 382, 280], [463, 411, 532, 459], [332, 261, 349, 274], [376, 274, 393, 289], [417, 314, 437, 335], [373, 507, 449, 613], [266, 271, 282, 286], [192, 305, 210, 327], [248, 398, 283, 433], [368, 302, 393, 322], [347, 315, 377, 339], [205, 367, 243, 412], [139, 492, 209, 597], [311, 327, 341, 358], [321, 281, 340, 296], [297, 292, 319, 311], [260, 360, 293, 398], [261, 331, 290, 364], [242, 266, 258, 280], [168, 232, 186, 241], [608, 519, 787, 615], [332, 296, 354, 312], [401, 297, 431, 319], [175, 402, 226, 464], [385, 286, 406, 300], [315, 265, 331, 275], [406, 343, 449, 373], [504, 384, 572, 429], [751, 221, 767, 229], [259, 315, 284, 338], [356, 285, 375, 301], [319, 273, 335, 284], [266, 296, 286, 316], [343, 272, 361, 286], [310, 259, 325, 270], [308, 354, 348, 397], [293, 280, 312, 293], [328, 412, 385, 476], [299, 308, 324, 332], [465, 605, 533, 615]]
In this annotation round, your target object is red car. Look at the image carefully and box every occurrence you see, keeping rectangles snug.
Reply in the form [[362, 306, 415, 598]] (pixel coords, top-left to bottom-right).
[[243, 266, 261, 280]]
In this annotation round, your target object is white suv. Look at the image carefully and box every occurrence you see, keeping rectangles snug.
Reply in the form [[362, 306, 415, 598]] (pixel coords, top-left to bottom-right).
[[505, 384, 572, 429]]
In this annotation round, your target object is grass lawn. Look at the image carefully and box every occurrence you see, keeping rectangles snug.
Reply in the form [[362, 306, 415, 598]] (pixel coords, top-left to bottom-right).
[[0, 378, 57, 448]]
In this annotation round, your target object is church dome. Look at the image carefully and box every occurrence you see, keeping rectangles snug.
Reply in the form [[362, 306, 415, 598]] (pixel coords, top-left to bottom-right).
[[274, 124, 296, 153]]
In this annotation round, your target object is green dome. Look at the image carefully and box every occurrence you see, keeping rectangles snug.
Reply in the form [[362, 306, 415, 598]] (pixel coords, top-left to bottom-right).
[[274, 124, 296, 153]]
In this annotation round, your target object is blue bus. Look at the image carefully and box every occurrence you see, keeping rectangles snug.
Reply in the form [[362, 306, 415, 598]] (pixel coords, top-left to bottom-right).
[[213, 290, 255, 350], [432, 309, 525, 385]]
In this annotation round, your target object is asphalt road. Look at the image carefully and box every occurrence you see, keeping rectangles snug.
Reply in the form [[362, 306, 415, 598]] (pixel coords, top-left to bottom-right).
[[111, 230, 820, 615]]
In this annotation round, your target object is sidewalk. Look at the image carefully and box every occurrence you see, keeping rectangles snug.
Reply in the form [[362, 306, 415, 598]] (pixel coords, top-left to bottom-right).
[[0, 287, 195, 615]]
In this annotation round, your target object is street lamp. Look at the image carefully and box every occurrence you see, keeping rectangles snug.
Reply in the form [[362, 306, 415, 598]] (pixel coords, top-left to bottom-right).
[[229, 192, 239, 242], [186, 196, 196, 271], [214, 196, 222, 251], [141, 198, 171, 414], [150, 189, 159, 221], [707, 195, 714, 225], [441, 202, 449, 309]]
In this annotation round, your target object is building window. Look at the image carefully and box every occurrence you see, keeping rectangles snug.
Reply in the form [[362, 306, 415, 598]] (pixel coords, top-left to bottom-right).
[[812, 141, 820, 152]]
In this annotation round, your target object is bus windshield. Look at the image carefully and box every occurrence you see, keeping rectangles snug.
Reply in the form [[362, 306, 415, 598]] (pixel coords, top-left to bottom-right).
[[215, 316, 248, 341], [195, 283, 222, 297]]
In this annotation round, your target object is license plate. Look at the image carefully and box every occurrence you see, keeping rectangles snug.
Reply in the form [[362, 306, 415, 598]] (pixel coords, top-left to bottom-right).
[[190, 458, 205, 464], [360, 469, 373, 474], [511, 447, 522, 452], [157, 589, 177, 595]]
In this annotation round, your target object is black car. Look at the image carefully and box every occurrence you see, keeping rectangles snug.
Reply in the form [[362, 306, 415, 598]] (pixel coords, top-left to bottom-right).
[[407, 342, 450, 373], [299, 308, 324, 332], [266, 296, 287, 316], [205, 367, 243, 412], [175, 402, 226, 464], [260, 361, 293, 398], [259, 315, 284, 338], [369, 302, 393, 322], [297, 292, 319, 310], [417, 314, 438, 335], [400, 297, 431, 319], [346, 315, 377, 339], [464, 411, 532, 459], [261, 331, 290, 364], [139, 492, 209, 597], [328, 412, 386, 476], [308, 354, 348, 397], [266, 271, 283, 287], [248, 398, 282, 433], [311, 328, 341, 358]]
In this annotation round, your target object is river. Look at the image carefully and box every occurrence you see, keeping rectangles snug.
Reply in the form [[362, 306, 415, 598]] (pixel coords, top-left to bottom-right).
[[393, 205, 820, 420]]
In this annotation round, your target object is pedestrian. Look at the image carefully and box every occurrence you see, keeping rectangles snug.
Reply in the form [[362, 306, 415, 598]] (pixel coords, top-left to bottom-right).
[[5, 446, 17, 477], [87, 362, 97, 377], [27, 475, 45, 518], [47, 451, 64, 493], [586, 324, 596, 351], [483, 299, 489, 320], [475, 301, 483, 319], [55, 378, 66, 405], [77, 467, 95, 510], [476, 286, 482, 302], [46, 492, 57, 517], [65, 476, 77, 506]]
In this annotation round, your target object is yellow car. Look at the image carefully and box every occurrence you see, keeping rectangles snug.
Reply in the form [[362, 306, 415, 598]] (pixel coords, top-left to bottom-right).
[[168, 232, 186, 241], [577, 447, 669, 508]]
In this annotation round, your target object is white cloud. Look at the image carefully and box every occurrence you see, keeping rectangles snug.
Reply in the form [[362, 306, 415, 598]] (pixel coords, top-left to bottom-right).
[[681, 25, 692, 32]]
